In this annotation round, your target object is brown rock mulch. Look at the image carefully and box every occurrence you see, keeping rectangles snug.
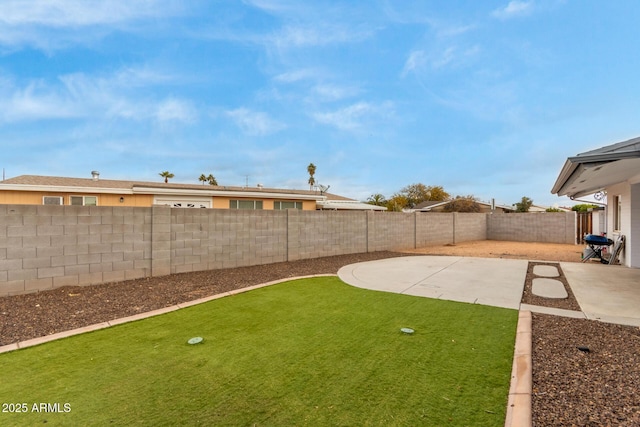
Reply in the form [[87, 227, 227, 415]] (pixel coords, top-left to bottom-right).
[[521, 261, 582, 311], [532, 314, 640, 426], [1, 244, 639, 425], [0, 251, 412, 347]]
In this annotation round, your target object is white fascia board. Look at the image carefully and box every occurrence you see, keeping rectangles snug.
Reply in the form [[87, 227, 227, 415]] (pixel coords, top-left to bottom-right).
[[132, 186, 324, 201], [317, 201, 387, 211], [0, 184, 133, 195]]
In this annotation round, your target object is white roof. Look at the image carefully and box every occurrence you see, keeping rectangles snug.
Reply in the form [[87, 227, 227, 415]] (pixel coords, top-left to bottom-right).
[[552, 136, 640, 198]]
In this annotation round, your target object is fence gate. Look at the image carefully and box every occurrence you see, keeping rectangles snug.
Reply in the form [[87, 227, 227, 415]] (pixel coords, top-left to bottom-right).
[[576, 211, 592, 243]]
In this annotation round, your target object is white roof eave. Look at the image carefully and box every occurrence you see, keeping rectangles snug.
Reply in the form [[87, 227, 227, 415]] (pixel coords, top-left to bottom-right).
[[0, 183, 134, 195], [132, 186, 324, 201]]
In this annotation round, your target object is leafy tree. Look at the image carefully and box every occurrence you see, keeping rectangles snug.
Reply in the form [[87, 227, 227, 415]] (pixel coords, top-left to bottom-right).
[[399, 183, 450, 208], [307, 163, 316, 190], [367, 194, 387, 206], [571, 204, 598, 212], [514, 196, 533, 212], [386, 194, 408, 212], [159, 171, 174, 183], [199, 174, 207, 185], [546, 207, 563, 212], [443, 196, 481, 213], [207, 174, 218, 186]]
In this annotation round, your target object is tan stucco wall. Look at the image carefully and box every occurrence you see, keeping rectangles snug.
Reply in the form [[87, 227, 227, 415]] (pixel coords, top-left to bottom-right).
[[0, 190, 319, 210], [212, 197, 316, 210], [0, 190, 154, 207]]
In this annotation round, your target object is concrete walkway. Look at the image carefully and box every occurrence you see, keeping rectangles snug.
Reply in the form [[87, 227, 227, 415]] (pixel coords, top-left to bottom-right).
[[338, 255, 640, 326]]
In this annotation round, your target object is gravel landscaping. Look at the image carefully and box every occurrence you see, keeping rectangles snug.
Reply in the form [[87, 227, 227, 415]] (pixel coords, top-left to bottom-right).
[[1, 242, 639, 425]]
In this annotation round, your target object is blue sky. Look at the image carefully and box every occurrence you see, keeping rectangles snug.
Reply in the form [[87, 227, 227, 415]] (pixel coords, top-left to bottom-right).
[[1, 1, 639, 207]]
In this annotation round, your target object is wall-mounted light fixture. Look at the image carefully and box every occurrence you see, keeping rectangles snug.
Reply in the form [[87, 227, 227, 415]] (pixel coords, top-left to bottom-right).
[[119, 197, 124, 203]]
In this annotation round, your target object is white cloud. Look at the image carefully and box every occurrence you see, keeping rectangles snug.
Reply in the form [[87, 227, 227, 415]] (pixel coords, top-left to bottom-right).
[[0, 0, 175, 27], [0, 68, 194, 124], [225, 108, 286, 136], [436, 24, 476, 38], [273, 68, 319, 83], [310, 84, 360, 102], [269, 23, 374, 50], [0, 0, 185, 51], [312, 101, 394, 132], [492, 1, 534, 20], [402, 45, 480, 76], [0, 81, 80, 121], [155, 98, 197, 123], [402, 50, 427, 76]]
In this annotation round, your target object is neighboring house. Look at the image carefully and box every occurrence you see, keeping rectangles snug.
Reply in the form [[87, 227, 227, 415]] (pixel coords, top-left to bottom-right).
[[411, 199, 514, 213], [317, 193, 387, 211], [551, 136, 640, 268], [0, 173, 382, 211], [528, 204, 572, 213]]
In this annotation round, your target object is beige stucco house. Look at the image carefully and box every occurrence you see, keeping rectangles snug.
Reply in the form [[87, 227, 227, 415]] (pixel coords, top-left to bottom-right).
[[0, 173, 386, 211]]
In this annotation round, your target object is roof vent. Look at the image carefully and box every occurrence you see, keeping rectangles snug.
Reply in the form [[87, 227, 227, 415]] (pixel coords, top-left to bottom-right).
[[91, 171, 100, 181]]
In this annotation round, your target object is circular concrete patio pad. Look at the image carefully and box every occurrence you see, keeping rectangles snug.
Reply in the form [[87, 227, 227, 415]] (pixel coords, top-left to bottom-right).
[[337, 256, 528, 310]]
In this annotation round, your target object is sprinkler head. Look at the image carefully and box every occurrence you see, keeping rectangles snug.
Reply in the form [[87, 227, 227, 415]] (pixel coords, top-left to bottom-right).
[[188, 337, 204, 345]]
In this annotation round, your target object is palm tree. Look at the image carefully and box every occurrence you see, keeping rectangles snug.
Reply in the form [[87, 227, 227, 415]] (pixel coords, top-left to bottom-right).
[[367, 194, 387, 206], [159, 171, 174, 183], [198, 174, 207, 185], [207, 174, 218, 186], [307, 163, 316, 190]]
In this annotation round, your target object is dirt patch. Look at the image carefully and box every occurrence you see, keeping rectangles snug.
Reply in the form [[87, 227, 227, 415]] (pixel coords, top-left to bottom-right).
[[403, 240, 583, 263]]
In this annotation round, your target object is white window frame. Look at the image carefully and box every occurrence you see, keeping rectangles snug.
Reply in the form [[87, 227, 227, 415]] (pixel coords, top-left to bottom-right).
[[153, 197, 211, 208], [70, 195, 98, 206], [613, 195, 622, 231], [43, 196, 63, 205], [274, 201, 303, 210]]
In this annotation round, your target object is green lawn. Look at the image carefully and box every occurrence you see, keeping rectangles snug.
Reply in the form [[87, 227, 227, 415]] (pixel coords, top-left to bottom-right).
[[0, 277, 517, 426]]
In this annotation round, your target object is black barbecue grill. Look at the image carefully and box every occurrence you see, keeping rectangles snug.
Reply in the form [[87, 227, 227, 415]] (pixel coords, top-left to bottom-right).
[[582, 234, 614, 263]]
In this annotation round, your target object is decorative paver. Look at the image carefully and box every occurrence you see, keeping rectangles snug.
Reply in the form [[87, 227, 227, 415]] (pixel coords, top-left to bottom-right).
[[533, 265, 560, 277], [532, 278, 568, 299]]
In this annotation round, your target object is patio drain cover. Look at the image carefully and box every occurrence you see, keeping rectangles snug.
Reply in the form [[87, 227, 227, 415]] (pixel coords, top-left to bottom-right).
[[188, 337, 204, 345], [400, 328, 415, 335]]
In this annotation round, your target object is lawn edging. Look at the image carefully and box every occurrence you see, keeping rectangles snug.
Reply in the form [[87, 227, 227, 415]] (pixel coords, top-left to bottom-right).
[[0, 274, 337, 354], [505, 310, 532, 427]]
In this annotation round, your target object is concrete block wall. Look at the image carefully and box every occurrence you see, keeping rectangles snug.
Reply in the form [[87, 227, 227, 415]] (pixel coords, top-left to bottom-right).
[[0, 204, 151, 296], [287, 210, 367, 262], [454, 213, 488, 242], [169, 208, 288, 274], [416, 213, 454, 246], [1, 205, 577, 296], [367, 212, 415, 252], [486, 212, 575, 244]]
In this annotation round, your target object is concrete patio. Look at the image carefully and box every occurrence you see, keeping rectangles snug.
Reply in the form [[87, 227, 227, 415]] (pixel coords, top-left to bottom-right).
[[338, 256, 640, 326]]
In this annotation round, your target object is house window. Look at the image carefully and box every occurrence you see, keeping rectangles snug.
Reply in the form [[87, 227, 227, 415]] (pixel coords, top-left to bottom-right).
[[230, 200, 263, 210], [43, 196, 63, 205], [70, 196, 98, 206], [274, 201, 303, 210], [613, 195, 622, 231], [172, 202, 208, 208]]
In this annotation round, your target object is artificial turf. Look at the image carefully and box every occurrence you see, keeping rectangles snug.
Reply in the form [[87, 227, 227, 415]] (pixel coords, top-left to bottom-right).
[[0, 276, 518, 426]]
